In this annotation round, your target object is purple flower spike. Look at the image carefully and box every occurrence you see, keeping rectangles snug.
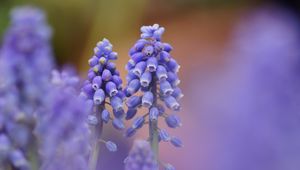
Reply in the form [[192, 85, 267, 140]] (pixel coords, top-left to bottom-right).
[[124, 140, 158, 170], [0, 6, 55, 169], [36, 70, 90, 170], [125, 25, 183, 168], [81, 38, 124, 169]]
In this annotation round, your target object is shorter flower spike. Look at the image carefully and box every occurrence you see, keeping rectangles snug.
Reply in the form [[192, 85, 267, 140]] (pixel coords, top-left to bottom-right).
[[124, 140, 158, 170], [125, 24, 183, 170]]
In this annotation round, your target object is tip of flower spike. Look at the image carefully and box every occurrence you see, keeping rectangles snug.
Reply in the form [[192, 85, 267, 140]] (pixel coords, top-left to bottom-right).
[[140, 24, 165, 41], [11, 6, 45, 24]]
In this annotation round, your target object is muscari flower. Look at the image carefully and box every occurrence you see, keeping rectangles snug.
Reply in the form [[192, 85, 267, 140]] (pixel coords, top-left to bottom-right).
[[81, 38, 124, 129], [0, 6, 54, 169], [35, 70, 90, 170], [81, 38, 124, 167], [124, 140, 159, 170], [124, 24, 183, 168]]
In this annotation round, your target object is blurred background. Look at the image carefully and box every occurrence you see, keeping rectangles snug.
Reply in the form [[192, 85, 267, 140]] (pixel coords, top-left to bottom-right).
[[1, 0, 300, 170]]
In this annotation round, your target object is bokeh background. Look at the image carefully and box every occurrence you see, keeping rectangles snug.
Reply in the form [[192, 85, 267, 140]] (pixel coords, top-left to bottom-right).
[[1, 0, 300, 170]]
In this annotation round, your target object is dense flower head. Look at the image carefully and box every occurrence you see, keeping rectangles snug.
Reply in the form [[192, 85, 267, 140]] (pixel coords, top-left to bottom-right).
[[0, 6, 54, 169], [81, 38, 124, 128], [124, 140, 158, 170], [125, 24, 183, 145], [35, 70, 89, 170], [0, 6, 54, 114]]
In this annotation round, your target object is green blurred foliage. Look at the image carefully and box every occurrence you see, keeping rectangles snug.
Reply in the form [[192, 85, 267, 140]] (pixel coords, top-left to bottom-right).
[[0, 0, 147, 66]]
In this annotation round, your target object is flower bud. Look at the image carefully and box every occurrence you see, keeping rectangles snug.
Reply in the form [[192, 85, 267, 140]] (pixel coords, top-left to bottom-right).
[[165, 114, 181, 128], [105, 141, 117, 152]]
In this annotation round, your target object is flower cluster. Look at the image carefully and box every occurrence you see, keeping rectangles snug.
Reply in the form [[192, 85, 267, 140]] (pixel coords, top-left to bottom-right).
[[125, 24, 183, 142], [81, 38, 125, 130], [35, 70, 90, 170], [124, 140, 158, 170], [0, 6, 54, 114], [80, 38, 126, 170], [0, 6, 54, 169], [124, 24, 183, 169]]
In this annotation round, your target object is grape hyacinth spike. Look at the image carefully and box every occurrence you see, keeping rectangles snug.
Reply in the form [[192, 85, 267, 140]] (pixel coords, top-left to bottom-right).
[[125, 24, 183, 169], [80, 38, 124, 170]]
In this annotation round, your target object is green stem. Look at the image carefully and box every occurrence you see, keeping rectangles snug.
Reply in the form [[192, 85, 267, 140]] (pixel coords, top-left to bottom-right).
[[149, 76, 159, 160], [88, 105, 104, 170]]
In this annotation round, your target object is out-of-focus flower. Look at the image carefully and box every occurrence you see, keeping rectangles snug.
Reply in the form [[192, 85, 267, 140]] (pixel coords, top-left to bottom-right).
[[35, 70, 89, 170], [124, 24, 183, 168], [124, 140, 158, 170], [183, 6, 300, 170], [0, 6, 54, 169]]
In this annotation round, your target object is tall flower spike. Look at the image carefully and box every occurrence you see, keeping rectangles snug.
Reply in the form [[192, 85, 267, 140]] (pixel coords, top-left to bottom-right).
[[81, 38, 124, 170], [35, 69, 89, 170], [0, 6, 54, 169], [125, 24, 183, 168], [124, 140, 158, 170]]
